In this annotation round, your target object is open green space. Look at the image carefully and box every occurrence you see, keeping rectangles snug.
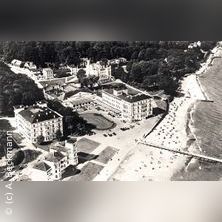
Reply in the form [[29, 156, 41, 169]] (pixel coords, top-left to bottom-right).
[[80, 113, 115, 130]]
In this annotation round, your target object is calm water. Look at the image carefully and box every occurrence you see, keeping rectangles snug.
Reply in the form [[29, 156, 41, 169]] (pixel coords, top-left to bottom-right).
[[194, 57, 222, 159], [172, 56, 222, 180]]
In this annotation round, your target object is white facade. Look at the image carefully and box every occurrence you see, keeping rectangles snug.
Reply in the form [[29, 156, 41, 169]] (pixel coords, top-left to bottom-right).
[[42, 68, 54, 79], [65, 139, 78, 165], [44, 152, 68, 180], [11, 59, 22, 67], [24, 61, 37, 70], [31, 139, 78, 181], [101, 87, 153, 122], [14, 105, 63, 143], [76, 59, 112, 83]]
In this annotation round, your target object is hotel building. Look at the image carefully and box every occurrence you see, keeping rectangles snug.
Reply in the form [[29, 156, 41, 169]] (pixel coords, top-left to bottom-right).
[[101, 83, 153, 122], [14, 101, 63, 143]]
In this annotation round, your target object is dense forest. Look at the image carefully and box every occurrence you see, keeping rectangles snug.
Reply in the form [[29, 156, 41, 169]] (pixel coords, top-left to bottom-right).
[[0, 62, 44, 115], [0, 41, 217, 97]]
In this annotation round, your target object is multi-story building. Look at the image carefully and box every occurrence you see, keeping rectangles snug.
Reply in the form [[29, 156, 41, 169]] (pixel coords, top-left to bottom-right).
[[42, 68, 54, 80], [44, 151, 68, 180], [76, 59, 112, 83], [31, 138, 78, 181], [101, 83, 153, 122], [14, 101, 63, 143]]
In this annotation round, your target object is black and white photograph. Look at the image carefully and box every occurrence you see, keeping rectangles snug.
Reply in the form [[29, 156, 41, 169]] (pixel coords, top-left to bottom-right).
[[0, 41, 221, 181]]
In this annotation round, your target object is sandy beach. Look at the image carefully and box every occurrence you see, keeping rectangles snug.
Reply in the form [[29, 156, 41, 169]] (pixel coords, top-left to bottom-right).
[[109, 48, 218, 181]]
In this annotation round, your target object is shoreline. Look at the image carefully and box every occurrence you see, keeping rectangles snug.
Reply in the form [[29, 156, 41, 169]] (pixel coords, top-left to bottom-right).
[[110, 46, 217, 181], [171, 45, 222, 180]]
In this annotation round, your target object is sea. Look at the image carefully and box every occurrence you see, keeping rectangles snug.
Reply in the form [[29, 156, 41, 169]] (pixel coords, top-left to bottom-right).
[[172, 53, 222, 181]]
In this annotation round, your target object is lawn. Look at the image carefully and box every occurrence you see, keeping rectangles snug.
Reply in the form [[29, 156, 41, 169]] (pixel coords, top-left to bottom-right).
[[80, 113, 115, 130], [77, 137, 100, 153], [97, 146, 118, 164]]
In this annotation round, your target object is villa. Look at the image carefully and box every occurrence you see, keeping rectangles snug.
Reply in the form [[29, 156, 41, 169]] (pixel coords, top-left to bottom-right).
[[42, 68, 54, 80], [14, 101, 63, 143], [31, 139, 78, 181]]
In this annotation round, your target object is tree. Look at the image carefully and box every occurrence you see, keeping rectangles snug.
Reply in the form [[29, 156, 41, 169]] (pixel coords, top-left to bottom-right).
[[55, 129, 62, 141], [77, 69, 87, 87], [36, 135, 44, 145]]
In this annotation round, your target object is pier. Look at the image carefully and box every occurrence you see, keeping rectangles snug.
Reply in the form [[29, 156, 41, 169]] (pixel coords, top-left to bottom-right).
[[138, 140, 222, 164], [197, 99, 214, 103]]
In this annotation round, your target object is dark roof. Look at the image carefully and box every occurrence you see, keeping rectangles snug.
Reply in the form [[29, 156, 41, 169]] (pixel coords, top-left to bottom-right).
[[51, 145, 67, 153], [111, 83, 127, 90], [118, 93, 150, 103], [103, 89, 150, 103], [18, 106, 61, 124], [33, 162, 51, 171], [66, 138, 77, 144], [45, 151, 65, 163]]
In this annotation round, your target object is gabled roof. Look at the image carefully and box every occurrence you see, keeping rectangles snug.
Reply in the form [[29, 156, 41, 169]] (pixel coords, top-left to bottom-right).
[[33, 161, 51, 172], [45, 151, 65, 163]]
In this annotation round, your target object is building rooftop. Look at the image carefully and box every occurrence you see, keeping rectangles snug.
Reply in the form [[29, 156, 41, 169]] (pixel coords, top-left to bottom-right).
[[45, 151, 65, 163], [18, 106, 61, 124], [110, 83, 127, 90], [66, 138, 77, 144], [33, 161, 51, 172], [51, 145, 67, 153], [118, 93, 151, 103], [70, 98, 93, 106], [103, 86, 151, 103]]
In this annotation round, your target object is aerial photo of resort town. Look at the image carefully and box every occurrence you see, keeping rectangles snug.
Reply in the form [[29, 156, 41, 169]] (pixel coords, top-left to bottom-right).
[[0, 41, 222, 181]]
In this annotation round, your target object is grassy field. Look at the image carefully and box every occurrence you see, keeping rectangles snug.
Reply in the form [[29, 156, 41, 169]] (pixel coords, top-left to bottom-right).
[[80, 113, 115, 130], [77, 137, 100, 153]]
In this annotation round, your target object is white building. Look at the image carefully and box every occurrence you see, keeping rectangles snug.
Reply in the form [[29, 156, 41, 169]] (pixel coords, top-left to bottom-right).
[[76, 59, 112, 83], [65, 138, 78, 165], [101, 83, 153, 122], [44, 151, 68, 180], [11, 59, 22, 67], [31, 138, 78, 181], [109, 57, 127, 65], [42, 68, 54, 80], [63, 91, 95, 111], [31, 161, 52, 181], [24, 61, 37, 70], [14, 102, 63, 143]]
